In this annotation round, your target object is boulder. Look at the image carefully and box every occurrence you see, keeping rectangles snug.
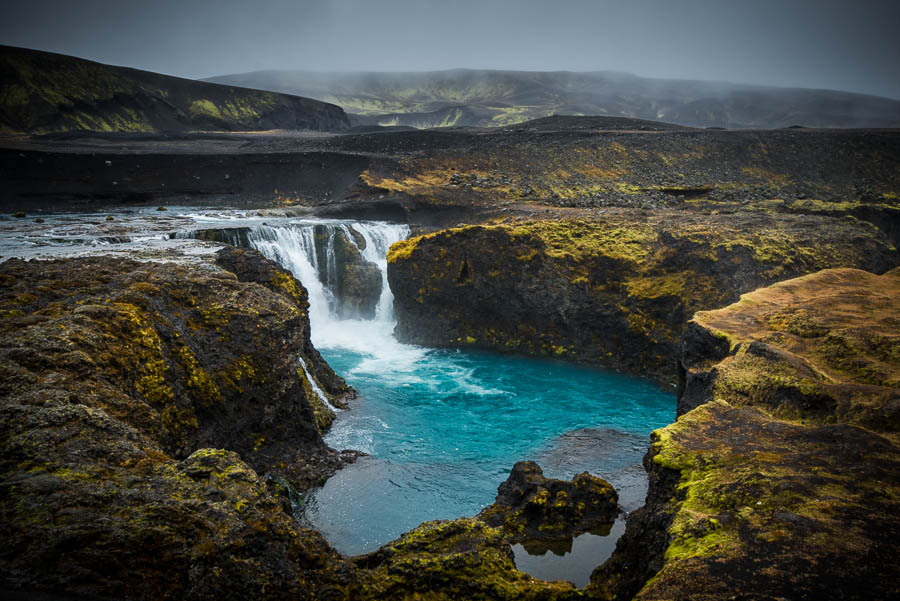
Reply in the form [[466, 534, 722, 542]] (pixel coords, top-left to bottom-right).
[[314, 225, 383, 319], [479, 461, 619, 542]]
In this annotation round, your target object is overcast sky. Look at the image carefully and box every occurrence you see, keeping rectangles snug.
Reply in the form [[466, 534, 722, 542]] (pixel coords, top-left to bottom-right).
[[3, 0, 899, 99]]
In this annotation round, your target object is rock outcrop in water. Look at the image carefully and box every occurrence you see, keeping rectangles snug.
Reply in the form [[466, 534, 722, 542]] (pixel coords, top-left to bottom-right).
[[589, 268, 900, 600], [312, 225, 383, 319], [387, 212, 896, 381], [355, 462, 620, 600], [0, 250, 358, 599], [479, 461, 619, 543]]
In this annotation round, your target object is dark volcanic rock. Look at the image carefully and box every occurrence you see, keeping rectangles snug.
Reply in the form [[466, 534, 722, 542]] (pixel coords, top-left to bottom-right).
[[678, 267, 900, 429], [312, 225, 383, 319], [0, 417, 354, 600], [213, 246, 355, 428], [331, 124, 900, 228], [0, 251, 359, 599], [590, 401, 900, 601], [479, 461, 619, 543], [3, 114, 899, 227], [387, 212, 896, 382], [0, 148, 371, 209], [0, 250, 353, 484], [354, 519, 579, 600], [340, 260, 383, 318], [589, 268, 900, 601]]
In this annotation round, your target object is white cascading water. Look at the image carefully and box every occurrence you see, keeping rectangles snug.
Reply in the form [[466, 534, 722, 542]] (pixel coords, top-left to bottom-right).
[[244, 224, 336, 336], [297, 354, 339, 412], [246, 221, 413, 363]]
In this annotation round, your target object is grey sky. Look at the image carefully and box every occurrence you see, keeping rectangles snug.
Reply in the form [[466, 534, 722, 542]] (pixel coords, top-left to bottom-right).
[[3, 0, 899, 99]]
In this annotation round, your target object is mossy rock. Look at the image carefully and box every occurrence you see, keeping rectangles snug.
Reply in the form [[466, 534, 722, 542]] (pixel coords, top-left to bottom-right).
[[679, 267, 900, 434], [312, 225, 383, 319], [591, 267, 900, 600], [478, 461, 619, 543], [0, 251, 367, 599], [589, 400, 900, 601], [387, 212, 896, 382], [355, 518, 580, 601], [0, 250, 355, 487], [0, 402, 354, 600]]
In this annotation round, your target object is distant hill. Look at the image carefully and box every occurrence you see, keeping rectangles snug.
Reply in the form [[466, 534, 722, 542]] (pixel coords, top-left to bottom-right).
[[205, 69, 900, 129], [0, 46, 350, 134]]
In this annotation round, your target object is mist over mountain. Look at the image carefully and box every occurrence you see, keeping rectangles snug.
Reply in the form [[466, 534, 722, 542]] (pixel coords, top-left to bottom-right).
[[206, 69, 900, 129]]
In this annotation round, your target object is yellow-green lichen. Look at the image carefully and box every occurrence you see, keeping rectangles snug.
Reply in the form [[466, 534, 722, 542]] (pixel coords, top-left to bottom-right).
[[269, 271, 307, 310], [173, 344, 223, 407]]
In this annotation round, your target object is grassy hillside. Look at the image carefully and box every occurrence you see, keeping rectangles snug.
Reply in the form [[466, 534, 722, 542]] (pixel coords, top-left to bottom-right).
[[206, 69, 900, 129], [0, 46, 350, 133]]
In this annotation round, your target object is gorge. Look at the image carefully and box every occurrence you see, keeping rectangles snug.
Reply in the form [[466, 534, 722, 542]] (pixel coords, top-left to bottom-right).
[[2, 201, 898, 599], [164, 213, 677, 578], [1, 44, 898, 598]]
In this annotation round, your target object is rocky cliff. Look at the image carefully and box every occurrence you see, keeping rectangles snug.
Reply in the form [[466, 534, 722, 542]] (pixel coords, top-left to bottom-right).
[[0, 249, 356, 599], [0, 45, 350, 133], [678, 268, 900, 428], [387, 212, 897, 381], [3, 115, 898, 225], [590, 268, 900, 600]]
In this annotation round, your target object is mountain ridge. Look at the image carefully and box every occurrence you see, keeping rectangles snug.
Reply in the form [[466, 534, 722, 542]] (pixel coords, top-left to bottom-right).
[[205, 68, 900, 129], [0, 45, 351, 134]]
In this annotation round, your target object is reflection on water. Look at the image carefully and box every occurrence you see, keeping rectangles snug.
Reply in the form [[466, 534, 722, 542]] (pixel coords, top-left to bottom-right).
[[512, 521, 627, 588]]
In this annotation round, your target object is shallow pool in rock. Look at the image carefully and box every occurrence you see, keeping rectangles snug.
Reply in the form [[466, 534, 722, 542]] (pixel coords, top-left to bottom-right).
[[305, 330, 673, 569], [511, 524, 626, 588]]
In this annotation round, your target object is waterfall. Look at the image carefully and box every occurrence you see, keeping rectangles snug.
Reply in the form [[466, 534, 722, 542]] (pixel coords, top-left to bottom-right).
[[245, 220, 410, 349], [353, 223, 406, 321], [244, 224, 335, 336], [298, 354, 339, 412]]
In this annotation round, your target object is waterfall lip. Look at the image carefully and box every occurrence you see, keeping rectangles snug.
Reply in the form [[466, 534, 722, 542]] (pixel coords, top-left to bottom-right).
[[178, 211, 403, 231]]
